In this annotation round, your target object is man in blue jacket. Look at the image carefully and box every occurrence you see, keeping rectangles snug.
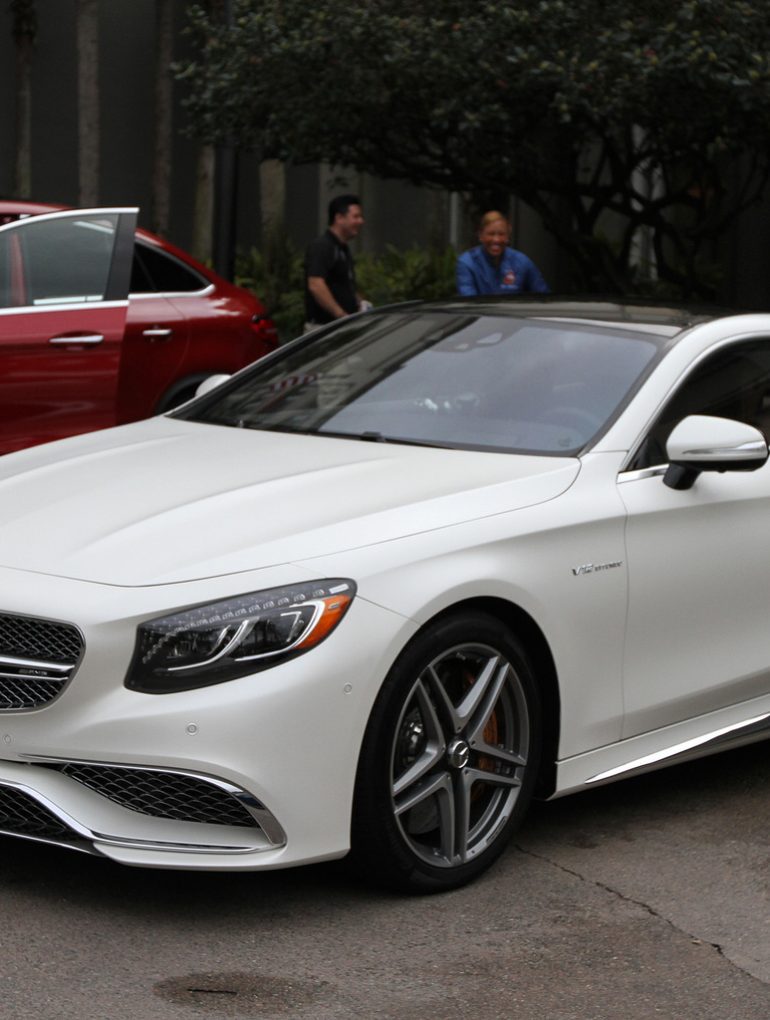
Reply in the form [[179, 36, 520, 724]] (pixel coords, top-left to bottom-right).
[[456, 210, 550, 296]]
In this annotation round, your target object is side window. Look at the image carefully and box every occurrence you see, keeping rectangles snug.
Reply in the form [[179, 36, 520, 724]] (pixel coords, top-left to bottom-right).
[[633, 340, 770, 470], [131, 242, 206, 294], [0, 213, 119, 307]]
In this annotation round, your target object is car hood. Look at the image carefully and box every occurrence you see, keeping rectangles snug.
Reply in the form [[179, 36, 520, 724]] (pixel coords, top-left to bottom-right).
[[0, 418, 580, 586]]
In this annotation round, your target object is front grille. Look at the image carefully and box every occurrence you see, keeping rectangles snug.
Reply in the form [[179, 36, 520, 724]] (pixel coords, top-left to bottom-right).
[[0, 785, 73, 839], [0, 613, 82, 662], [0, 612, 83, 710], [51, 763, 259, 828]]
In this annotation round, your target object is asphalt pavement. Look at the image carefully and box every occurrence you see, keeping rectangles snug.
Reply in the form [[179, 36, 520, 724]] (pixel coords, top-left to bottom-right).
[[0, 741, 768, 1019]]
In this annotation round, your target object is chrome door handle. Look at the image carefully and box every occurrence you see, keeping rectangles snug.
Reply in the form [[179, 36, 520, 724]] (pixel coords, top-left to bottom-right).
[[143, 327, 173, 339], [49, 334, 104, 345]]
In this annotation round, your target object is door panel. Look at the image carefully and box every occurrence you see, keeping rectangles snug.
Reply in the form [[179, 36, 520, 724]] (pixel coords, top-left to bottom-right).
[[117, 295, 190, 422], [0, 209, 136, 453], [619, 337, 770, 737], [620, 466, 770, 736]]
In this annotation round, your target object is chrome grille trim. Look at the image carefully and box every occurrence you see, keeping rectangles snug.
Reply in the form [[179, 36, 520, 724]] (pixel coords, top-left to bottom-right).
[[0, 778, 274, 856], [28, 756, 286, 846], [0, 655, 71, 673], [0, 783, 73, 838], [0, 781, 93, 853], [0, 613, 84, 710]]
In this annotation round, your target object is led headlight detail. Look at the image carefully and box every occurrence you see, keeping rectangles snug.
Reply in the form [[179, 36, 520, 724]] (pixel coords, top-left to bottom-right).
[[125, 580, 356, 694]]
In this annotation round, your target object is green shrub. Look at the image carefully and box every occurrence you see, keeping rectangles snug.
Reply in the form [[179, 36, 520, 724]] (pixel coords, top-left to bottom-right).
[[235, 233, 306, 342], [236, 234, 458, 343], [355, 244, 457, 306]]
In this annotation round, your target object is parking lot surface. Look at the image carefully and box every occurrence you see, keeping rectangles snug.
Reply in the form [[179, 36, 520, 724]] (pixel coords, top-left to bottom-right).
[[0, 742, 768, 1019]]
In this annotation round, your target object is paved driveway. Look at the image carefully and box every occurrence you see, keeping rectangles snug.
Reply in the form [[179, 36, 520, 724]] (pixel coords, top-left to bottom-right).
[[1, 742, 768, 1019]]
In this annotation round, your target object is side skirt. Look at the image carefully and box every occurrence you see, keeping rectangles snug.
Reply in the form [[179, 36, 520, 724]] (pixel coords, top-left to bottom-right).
[[552, 701, 770, 798]]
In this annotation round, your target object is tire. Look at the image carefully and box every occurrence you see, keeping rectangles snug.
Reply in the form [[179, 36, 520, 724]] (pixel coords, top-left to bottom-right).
[[351, 611, 542, 893]]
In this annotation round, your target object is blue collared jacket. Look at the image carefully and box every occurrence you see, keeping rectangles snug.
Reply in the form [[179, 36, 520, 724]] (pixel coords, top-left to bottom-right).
[[456, 246, 550, 296]]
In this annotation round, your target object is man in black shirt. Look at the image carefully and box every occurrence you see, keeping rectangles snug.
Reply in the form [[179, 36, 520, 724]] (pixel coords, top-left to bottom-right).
[[304, 194, 366, 329]]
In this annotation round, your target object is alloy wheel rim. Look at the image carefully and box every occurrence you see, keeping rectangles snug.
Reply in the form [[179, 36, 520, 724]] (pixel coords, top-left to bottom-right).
[[390, 641, 530, 869]]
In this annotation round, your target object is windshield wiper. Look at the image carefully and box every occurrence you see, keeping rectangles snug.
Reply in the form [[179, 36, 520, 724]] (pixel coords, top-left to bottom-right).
[[319, 429, 453, 449]]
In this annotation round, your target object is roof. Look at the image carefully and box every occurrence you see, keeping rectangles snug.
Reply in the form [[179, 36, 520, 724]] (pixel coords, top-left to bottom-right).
[[426, 295, 726, 328], [376, 296, 730, 341]]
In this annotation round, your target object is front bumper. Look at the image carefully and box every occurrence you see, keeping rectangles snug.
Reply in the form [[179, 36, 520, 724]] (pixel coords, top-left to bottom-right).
[[0, 565, 411, 870]]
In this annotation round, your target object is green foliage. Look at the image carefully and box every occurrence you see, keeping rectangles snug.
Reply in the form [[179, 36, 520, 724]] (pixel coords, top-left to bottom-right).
[[181, 0, 770, 298], [235, 232, 305, 342], [355, 245, 457, 306], [236, 236, 458, 342]]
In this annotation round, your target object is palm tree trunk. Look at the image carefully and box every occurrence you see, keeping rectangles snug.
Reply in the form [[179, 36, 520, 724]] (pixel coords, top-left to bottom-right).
[[76, 0, 100, 206], [152, 0, 174, 236], [192, 144, 215, 263], [11, 0, 37, 199], [260, 159, 286, 243]]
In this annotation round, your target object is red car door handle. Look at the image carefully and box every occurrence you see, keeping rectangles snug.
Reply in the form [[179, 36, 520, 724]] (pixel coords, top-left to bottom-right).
[[49, 334, 104, 345], [142, 327, 173, 340]]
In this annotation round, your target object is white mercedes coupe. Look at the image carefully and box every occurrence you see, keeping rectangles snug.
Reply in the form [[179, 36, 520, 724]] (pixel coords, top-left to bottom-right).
[[2, 299, 770, 892]]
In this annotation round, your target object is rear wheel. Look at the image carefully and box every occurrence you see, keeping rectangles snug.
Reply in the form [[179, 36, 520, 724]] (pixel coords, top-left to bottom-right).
[[352, 612, 542, 893]]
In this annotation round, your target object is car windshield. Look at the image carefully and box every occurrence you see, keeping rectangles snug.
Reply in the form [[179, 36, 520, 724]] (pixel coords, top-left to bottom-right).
[[179, 310, 663, 455]]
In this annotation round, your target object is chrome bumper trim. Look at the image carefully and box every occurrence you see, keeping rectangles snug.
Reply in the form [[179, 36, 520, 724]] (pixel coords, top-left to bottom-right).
[[0, 756, 287, 856]]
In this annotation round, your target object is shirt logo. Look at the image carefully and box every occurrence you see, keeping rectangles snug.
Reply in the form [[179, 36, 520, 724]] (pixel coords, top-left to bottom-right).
[[503, 270, 517, 287]]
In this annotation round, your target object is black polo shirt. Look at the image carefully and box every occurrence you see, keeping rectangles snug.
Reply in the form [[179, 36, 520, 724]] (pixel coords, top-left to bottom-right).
[[304, 230, 358, 324]]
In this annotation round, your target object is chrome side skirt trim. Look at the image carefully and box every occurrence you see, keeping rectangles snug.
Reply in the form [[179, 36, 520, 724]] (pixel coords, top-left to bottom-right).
[[586, 711, 770, 785]]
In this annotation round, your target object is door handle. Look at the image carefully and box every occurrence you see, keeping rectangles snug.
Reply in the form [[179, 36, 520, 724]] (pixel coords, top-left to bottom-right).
[[49, 334, 104, 345], [142, 327, 173, 340]]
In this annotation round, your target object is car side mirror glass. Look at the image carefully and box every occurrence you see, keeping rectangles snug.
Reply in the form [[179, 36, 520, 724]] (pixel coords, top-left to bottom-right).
[[664, 414, 769, 490]]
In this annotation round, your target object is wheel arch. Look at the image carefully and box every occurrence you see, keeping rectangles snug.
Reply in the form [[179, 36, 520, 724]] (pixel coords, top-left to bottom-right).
[[364, 595, 561, 801], [349, 594, 562, 889], [154, 372, 219, 413], [430, 596, 560, 799]]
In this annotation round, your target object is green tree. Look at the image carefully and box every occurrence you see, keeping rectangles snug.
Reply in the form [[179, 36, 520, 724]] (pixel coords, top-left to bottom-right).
[[179, 0, 770, 298]]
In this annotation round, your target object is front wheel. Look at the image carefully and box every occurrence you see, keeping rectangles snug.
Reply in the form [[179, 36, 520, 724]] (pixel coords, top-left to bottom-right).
[[351, 612, 542, 893]]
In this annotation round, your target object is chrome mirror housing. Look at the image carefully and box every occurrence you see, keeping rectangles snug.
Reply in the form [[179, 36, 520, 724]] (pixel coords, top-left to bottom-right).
[[195, 374, 232, 399]]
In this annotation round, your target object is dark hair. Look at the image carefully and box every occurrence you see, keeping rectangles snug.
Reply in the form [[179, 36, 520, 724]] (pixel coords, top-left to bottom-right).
[[328, 194, 360, 225]]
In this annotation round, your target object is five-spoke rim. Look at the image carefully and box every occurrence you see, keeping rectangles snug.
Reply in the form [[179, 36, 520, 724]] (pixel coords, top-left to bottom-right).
[[390, 641, 530, 869]]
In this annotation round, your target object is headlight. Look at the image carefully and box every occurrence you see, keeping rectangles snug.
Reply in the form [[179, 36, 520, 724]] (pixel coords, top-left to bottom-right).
[[125, 579, 356, 694]]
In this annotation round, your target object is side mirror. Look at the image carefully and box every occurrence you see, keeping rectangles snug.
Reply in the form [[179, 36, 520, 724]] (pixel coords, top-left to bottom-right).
[[195, 374, 231, 399], [664, 414, 768, 490]]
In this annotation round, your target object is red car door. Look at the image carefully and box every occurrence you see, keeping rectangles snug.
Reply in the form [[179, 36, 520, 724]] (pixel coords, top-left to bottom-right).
[[0, 208, 136, 453]]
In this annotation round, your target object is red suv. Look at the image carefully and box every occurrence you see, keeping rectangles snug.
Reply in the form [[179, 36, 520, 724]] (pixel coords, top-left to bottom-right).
[[0, 203, 278, 454]]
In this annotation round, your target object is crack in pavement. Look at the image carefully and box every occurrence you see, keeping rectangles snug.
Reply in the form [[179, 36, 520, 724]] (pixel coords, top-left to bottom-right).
[[512, 843, 766, 982]]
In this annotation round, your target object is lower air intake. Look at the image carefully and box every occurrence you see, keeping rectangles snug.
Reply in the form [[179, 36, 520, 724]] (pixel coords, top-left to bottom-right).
[[51, 763, 259, 828], [0, 785, 73, 839]]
